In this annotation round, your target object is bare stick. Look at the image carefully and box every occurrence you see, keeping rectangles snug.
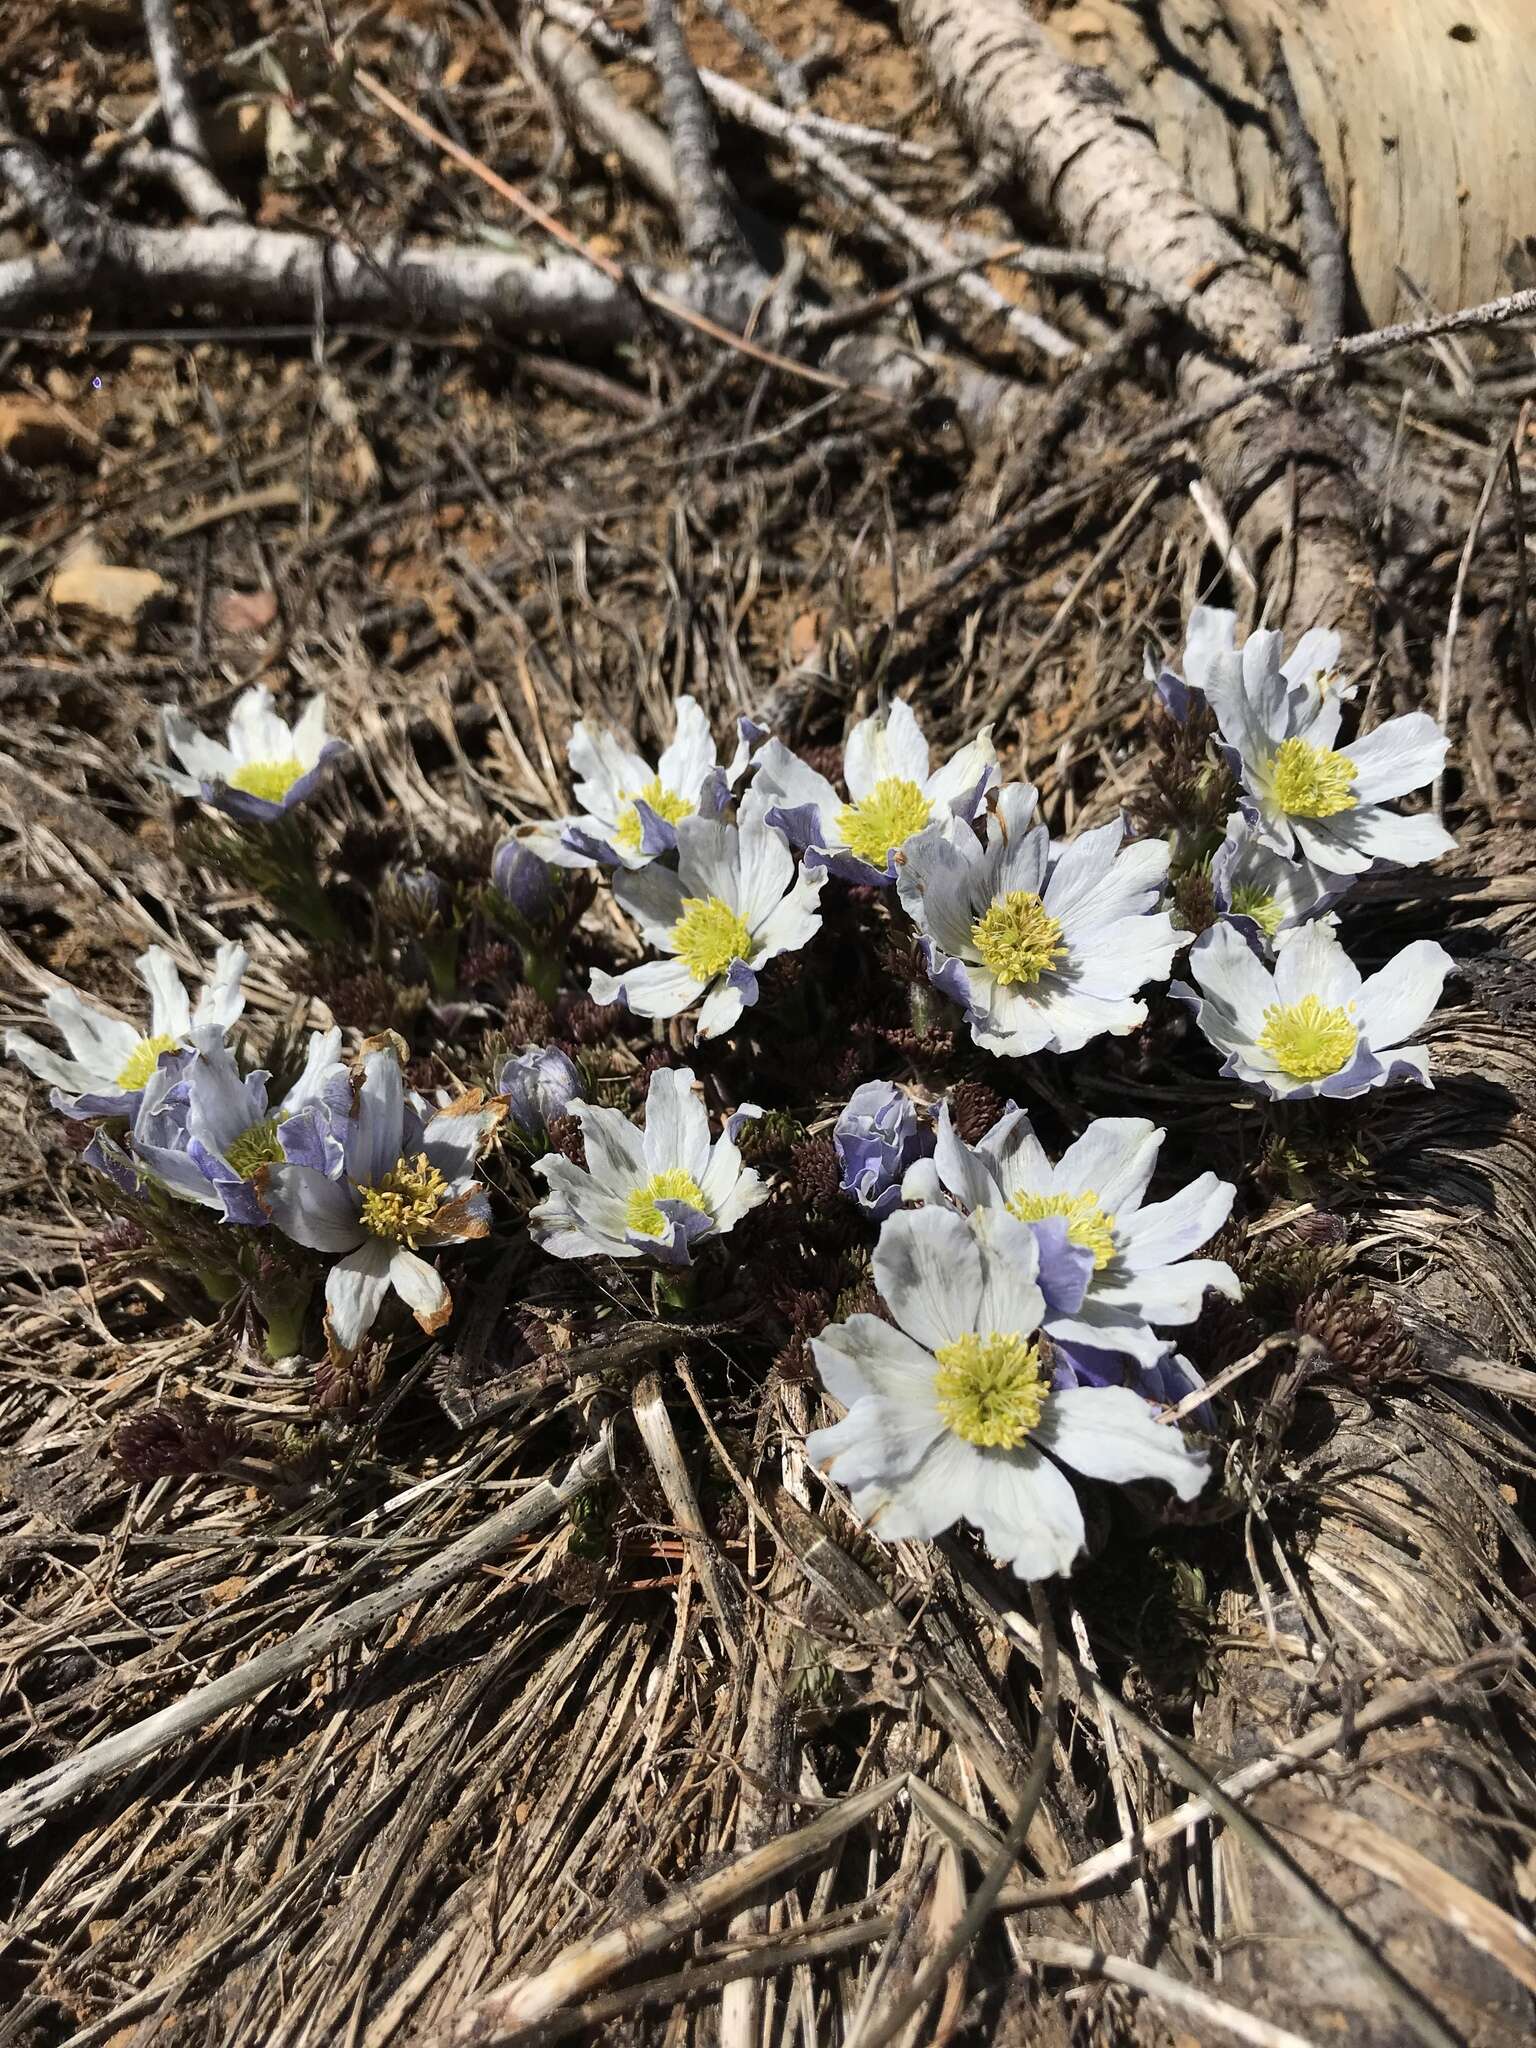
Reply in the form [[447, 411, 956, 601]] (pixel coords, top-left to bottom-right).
[[631, 1368, 743, 1663], [695, 0, 812, 109], [141, 0, 240, 219], [0, 1436, 614, 1840], [1264, 36, 1346, 349], [645, 0, 752, 270], [528, 15, 679, 211], [1004, 1941, 1319, 2048], [446, 1774, 907, 2037]]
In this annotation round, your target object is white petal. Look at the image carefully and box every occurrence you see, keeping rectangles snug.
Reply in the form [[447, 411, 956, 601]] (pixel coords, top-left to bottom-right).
[[351, 1046, 405, 1184], [590, 957, 705, 1019], [290, 694, 330, 767], [657, 694, 717, 799], [924, 727, 998, 813], [751, 863, 824, 960], [163, 709, 234, 781], [1291, 805, 1456, 875], [874, 1205, 983, 1351], [971, 1207, 1045, 1334], [44, 987, 138, 1075], [228, 686, 293, 764], [642, 1065, 711, 1181], [811, 1313, 942, 1408], [931, 1104, 1004, 1212], [1092, 1258, 1241, 1324], [845, 702, 929, 798], [611, 863, 689, 948], [264, 1164, 365, 1252], [192, 942, 249, 1034], [1040, 819, 1126, 926], [1041, 1386, 1209, 1501], [696, 978, 747, 1038], [750, 738, 842, 817], [1272, 921, 1361, 1007], [1342, 713, 1446, 804], [1051, 1118, 1160, 1214], [573, 1100, 647, 1186], [570, 721, 648, 822], [964, 1440, 1087, 1581], [1064, 911, 1178, 999], [136, 947, 192, 1041], [806, 1394, 945, 1494], [5, 1029, 91, 1093], [1180, 606, 1237, 694], [1114, 1173, 1234, 1270], [674, 813, 741, 908], [1187, 923, 1276, 1038], [840, 1434, 973, 1544], [326, 1236, 395, 1351], [1355, 940, 1453, 1052], [390, 1246, 450, 1330], [896, 827, 979, 956], [733, 788, 795, 926]]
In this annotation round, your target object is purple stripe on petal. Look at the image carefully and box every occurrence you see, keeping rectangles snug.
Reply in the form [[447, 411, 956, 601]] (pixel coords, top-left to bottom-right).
[[764, 802, 824, 855], [1029, 1216, 1095, 1316]]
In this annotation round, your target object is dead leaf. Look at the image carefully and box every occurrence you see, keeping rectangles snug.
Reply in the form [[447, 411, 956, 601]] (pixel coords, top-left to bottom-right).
[[787, 608, 826, 662], [214, 588, 279, 635], [51, 541, 172, 623]]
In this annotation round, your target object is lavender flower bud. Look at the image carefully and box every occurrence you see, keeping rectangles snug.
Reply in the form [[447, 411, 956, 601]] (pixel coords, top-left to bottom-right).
[[834, 1081, 933, 1221], [492, 837, 557, 922], [498, 1044, 582, 1144], [398, 867, 448, 920]]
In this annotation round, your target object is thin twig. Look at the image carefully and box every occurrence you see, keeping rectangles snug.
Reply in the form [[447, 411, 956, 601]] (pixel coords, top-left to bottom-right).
[[141, 0, 240, 219], [1264, 34, 1345, 349], [1435, 430, 1509, 819], [1005, 1939, 1320, 2048], [695, 0, 813, 109], [0, 1435, 615, 1839]]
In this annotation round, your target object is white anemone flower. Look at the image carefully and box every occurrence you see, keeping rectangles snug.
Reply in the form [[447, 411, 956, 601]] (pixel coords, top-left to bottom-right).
[[5, 942, 248, 1118], [260, 1041, 502, 1351], [902, 1105, 1240, 1369], [754, 699, 997, 883], [530, 1065, 766, 1266], [158, 686, 347, 822], [589, 790, 825, 1039], [896, 782, 1177, 1056], [1172, 919, 1453, 1101], [806, 1205, 1209, 1581], [1209, 814, 1347, 953], [1154, 606, 1355, 722], [537, 694, 758, 870], [1201, 627, 1454, 874]]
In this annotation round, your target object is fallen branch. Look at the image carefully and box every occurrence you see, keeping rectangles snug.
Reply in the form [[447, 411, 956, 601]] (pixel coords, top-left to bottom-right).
[[644, 0, 754, 271], [899, 0, 1371, 646], [0, 1435, 614, 1839]]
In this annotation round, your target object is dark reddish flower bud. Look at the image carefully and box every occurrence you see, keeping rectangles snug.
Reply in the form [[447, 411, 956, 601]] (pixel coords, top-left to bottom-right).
[[113, 1396, 248, 1480], [948, 1079, 1005, 1144], [545, 1114, 586, 1167]]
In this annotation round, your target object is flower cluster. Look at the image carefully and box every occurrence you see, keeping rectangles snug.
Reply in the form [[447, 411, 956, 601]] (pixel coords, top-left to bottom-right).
[[5, 618, 1460, 1586]]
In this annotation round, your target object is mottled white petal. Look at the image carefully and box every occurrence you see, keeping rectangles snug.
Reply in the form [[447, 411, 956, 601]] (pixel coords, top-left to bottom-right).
[[875, 1205, 983, 1352], [229, 686, 293, 765], [1184, 923, 1275, 1038], [1051, 1118, 1161, 1214], [4, 1029, 90, 1093], [751, 864, 825, 960], [845, 701, 929, 799], [924, 726, 997, 812], [570, 720, 648, 821], [751, 738, 842, 819], [696, 977, 748, 1039], [1290, 804, 1457, 875], [573, 1100, 647, 1185], [735, 789, 795, 926], [806, 1394, 945, 1494], [896, 827, 979, 957], [263, 1163, 364, 1252], [1041, 1386, 1208, 1500], [971, 1207, 1045, 1335], [963, 1440, 1087, 1580], [1093, 1258, 1241, 1324], [612, 863, 689, 948], [930, 1105, 1005, 1212], [1040, 818, 1127, 926], [352, 1047, 405, 1185], [45, 988, 138, 1075], [1181, 606, 1237, 694], [192, 941, 249, 1034], [811, 1313, 943, 1408]]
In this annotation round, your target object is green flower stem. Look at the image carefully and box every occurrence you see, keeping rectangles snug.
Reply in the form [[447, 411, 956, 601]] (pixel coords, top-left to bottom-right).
[[519, 940, 563, 1008], [196, 1265, 243, 1306], [652, 1268, 697, 1314], [422, 930, 462, 999], [258, 1280, 314, 1360]]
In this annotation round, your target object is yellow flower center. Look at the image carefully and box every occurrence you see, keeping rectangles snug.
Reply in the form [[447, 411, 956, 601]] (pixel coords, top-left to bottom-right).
[[115, 1033, 179, 1090], [224, 1117, 285, 1179], [835, 776, 932, 869], [670, 895, 754, 981], [1005, 1189, 1117, 1269], [623, 1167, 708, 1239], [1269, 738, 1356, 819], [358, 1153, 448, 1246], [228, 756, 306, 804], [970, 891, 1066, 987], [614, 776, 694, 853], [1229, 884, 1285, 941], [934, 1330, 1049, 1450], [1258, 996, 1357, 1080]]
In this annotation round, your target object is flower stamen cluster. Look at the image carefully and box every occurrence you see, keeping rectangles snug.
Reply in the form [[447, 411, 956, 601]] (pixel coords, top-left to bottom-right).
[[1257, 996, 1357, 1080], [1006, 1188, 1116, 1269], [1269, 738, 1357, 819], [969, 891, 1065, 987], [934, 1329, 1047, 1448], [359, 1154, 449, 1246]]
